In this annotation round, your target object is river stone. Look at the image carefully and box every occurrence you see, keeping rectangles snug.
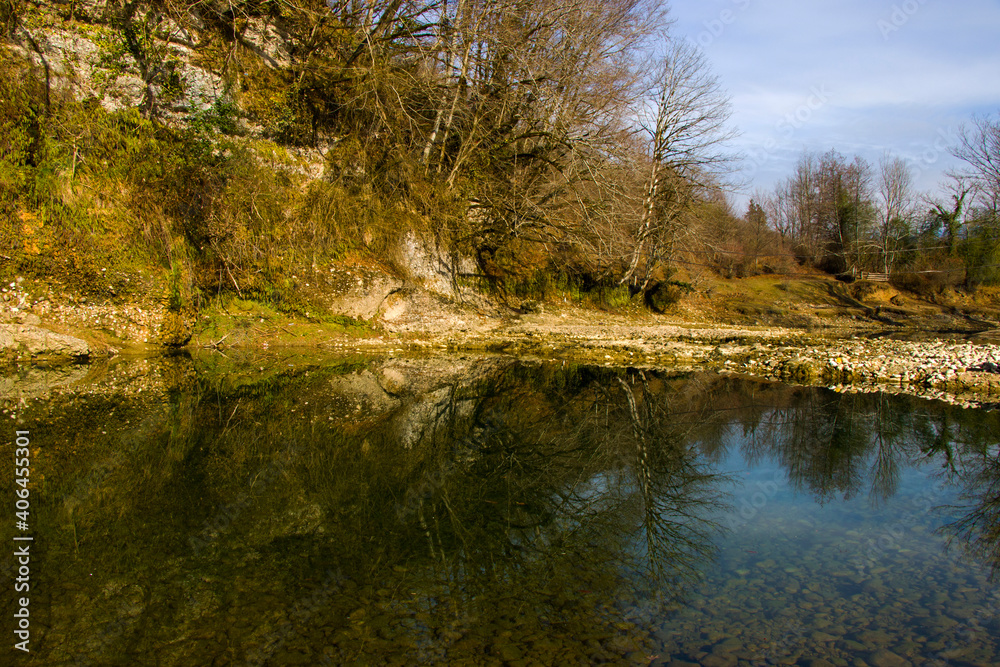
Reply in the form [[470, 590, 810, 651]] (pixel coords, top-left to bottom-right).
[[922, 615, 959, 633], [497, 643, 522, 661], [704, 629, 726, 643], [859, 629, 893, 645], [712, 637, 742, 653], [281, 650, 313, 665], [700, 653, 737, 667], [867, 648, 910, 667]]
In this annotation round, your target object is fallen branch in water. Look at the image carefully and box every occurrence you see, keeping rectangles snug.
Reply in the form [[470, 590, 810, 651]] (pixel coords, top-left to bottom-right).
[[205, 331, 232, 349]]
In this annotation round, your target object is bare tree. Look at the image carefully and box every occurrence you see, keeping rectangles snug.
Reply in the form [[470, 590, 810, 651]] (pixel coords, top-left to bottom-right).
[[764, 150, 882, 273], [775, 153, 821, 262], [763, 185, 792, 242], [814, 151, 873, 273], [952, 113, 1000, 214], [844, 155, 874, 271], [619, 38, 736, 288], [418, 0, 670, 280], [875, 152, 914, 272], [744, 196, 769, 274]]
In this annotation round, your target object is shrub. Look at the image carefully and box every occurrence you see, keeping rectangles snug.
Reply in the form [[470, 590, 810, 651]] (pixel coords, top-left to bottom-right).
[[850, 281, 878, 300], [891, 255, 966, 296], [644, 280, 693, 313]]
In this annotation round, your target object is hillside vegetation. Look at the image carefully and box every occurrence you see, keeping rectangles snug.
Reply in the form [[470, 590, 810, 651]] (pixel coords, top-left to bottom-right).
[[1, 0, 998, 342]]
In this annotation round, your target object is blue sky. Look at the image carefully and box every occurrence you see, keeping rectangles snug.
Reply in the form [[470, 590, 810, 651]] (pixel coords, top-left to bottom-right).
[[668, 0, 1000, 212]]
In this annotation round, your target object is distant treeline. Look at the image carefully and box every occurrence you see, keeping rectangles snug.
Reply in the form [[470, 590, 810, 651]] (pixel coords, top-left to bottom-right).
[[758, 129, 1000, 291]]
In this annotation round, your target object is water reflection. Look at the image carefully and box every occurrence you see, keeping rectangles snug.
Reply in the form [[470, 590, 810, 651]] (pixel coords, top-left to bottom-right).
[[1, 354, 999, 665], [945, 446, 1000, 579]]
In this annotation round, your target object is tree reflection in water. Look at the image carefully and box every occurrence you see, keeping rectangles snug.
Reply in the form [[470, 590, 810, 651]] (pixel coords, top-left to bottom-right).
[[942, 438, 1000, 579], [389, 365, 728, 662], [6, 355, 1000, 665]]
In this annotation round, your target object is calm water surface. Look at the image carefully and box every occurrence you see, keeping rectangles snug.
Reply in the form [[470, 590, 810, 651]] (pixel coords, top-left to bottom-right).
[[2, 354, 999, 666]]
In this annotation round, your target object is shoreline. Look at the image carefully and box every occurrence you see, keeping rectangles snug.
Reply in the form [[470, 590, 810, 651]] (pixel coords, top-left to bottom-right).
[[389, 326, 1000, 408], [3, 285, 999, 408], [5, 317, 998, 410]]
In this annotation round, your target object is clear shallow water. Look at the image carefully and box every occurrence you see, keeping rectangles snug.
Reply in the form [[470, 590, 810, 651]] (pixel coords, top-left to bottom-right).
[[2, 354, 999, 666]]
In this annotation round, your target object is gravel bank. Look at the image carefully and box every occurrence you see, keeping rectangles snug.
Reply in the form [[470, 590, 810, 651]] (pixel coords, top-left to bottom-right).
[[5, 275, 1000, 407], [355, 316, 1000, 407], [719, 337, 1000, 408]]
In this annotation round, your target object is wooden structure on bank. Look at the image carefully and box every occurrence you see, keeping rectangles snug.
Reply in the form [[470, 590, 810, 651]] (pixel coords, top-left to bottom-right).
[[839, 268, 892, 284]]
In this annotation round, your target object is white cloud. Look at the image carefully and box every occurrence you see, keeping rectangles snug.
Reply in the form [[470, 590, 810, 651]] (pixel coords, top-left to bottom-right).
[[668, 0, 1000, 205]]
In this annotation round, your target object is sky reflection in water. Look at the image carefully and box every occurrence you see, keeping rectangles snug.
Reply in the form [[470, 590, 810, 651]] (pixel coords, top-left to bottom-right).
[[2, 356, 999, 665]]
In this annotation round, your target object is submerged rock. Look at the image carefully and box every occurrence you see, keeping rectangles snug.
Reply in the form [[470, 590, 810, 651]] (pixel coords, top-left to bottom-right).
[[867, 648, 910, 667]]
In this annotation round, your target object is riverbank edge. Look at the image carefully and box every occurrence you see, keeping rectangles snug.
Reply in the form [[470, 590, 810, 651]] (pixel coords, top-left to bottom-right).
[[5, 315, 999, 410], [372, 327, 1000, 409]]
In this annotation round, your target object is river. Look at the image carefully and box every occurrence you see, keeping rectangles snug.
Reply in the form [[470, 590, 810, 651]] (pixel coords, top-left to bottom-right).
[[2, 352, 999, 665]]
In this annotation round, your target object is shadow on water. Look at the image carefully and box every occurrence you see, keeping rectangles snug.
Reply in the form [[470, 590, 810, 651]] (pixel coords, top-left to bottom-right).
[[2, 353, 999, 665]]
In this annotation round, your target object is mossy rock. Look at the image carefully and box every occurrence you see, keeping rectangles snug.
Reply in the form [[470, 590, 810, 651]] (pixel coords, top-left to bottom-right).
[[156, 309, 195, 347], [519, 300, 542, 314], [781, 359, 818, 382]]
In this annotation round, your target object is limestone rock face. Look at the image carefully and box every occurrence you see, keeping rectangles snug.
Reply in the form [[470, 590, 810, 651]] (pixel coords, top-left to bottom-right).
[[0, 322, 90, 362], [321, 267, 404, 321], [378, 290, 481, 333], [397, 232, 476, 298], [315, 233, 481, 323], [10, 27, 226, 120]]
